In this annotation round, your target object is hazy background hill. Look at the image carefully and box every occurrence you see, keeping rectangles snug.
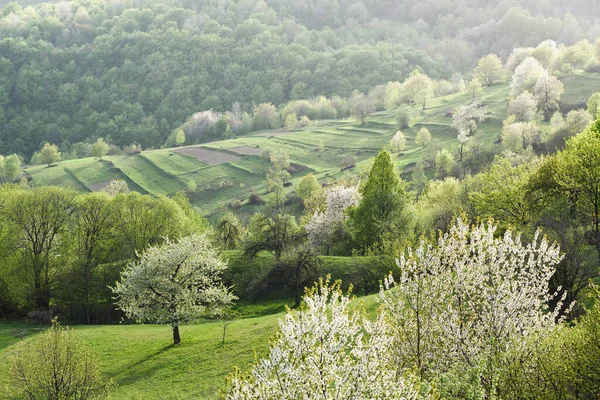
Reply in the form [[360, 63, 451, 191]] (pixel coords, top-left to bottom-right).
[[0, 0, 599, 157]]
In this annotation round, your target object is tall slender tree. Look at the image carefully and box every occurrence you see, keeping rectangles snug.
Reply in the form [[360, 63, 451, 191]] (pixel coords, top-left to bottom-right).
[[348, 149, 410, 253]]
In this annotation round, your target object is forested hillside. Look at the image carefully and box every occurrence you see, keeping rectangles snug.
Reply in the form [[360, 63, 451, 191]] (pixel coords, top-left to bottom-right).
[[0, 0, 599, 157], [2, 1, 600, 399]]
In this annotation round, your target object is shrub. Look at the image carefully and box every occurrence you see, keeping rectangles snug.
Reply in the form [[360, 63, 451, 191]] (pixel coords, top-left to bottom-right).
[[396, 105, 412, 128], [8, 319, 111, 399], [107, 144, 121, 156], [123, 143, 142, 155], [249, 193, 265, 205], [585, 58, 600, 73]]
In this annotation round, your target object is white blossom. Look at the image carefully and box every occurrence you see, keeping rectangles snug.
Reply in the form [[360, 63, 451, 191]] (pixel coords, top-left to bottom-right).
[[452, 101, 486, 159], [510, 57, 545, 97], [380, 219, 567, 395], [226, 281, 418, 399], [306, 186, 360, 250], [112, 234, 235, 329]]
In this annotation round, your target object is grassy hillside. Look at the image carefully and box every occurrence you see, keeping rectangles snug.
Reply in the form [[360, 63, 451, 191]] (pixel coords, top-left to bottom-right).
[[25, 73, 600, 218], [0, 294, 381, 399]]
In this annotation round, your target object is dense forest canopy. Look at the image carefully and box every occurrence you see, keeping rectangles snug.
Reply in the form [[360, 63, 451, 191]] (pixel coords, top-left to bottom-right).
[[0, 0, 599, 157]]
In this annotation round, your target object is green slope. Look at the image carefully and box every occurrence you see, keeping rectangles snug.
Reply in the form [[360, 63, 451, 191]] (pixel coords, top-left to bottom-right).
[[0, 293, 382, 399], [24, 73, 598, 218]]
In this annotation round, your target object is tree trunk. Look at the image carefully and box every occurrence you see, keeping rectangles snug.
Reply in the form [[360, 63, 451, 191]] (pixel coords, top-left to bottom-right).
[[172, 323, 181, 345], [595, 214, 600, 263], [294, 289, 301, 309], [294, 263, 301, 308], [84, 268, 91, 325]]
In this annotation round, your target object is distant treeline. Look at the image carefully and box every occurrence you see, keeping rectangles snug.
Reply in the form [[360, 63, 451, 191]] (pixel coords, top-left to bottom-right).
[[0, 0, 598, 157]]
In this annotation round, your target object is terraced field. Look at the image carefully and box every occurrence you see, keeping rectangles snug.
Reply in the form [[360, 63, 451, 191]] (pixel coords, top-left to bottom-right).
[[25, 73, 600, 218]]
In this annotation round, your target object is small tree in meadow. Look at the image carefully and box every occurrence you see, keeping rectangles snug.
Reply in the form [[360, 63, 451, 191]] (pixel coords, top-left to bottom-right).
[[38, 143, 61, 166], [100, 179, 129, 196], [396, 105, 412, 129], [468, 77, 482, 98], [91, 138, 109, 160], [112, 234, 236, 344], [285, 113, 298, 130], [8, 318, 111, 399], [175, 129, 186, 146], [389, 131, 406, 154], [187, 179, 197, 194], [415, 127, 432, 148], [349, 92, 376, 125]]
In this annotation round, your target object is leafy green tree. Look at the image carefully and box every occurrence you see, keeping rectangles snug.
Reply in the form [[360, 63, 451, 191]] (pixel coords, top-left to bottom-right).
[[244, 212, 301, 261], [549, 116, 600, 259], [435, 148, 454, 179], [38, 143, 61, 166], [113, 235, 235, 344], [468, 77, 482, 97], [91, 138, 109, 160], [71, 193, 114, 324], [474, 54, 504, 86], [215, 212, 245, 250], [349, 92, 375, 125], [499, 283, 600, 399], [109, 192, 198, 260], [285, 113, 298, 130], [402, 71, 433, 109], [395, 105, 412, 129], [415, 127, 432, 148], [470, 158, 541, 228], [297, 173, 322, 212], [416, 177, 463, 234], [588, 92, 600, 118], [8, 319, 111, 399], [0, 153, 21, 182], [253, 103, 278, 130], [565, 109, 593, 136], [1, 187, 75, 310], [348, 149, 410, 253], [272, 244, 322, 307], [175, 129, 186, 146]]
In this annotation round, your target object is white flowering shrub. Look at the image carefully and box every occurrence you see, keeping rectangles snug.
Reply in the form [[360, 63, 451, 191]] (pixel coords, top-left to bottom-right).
[[306, 186, 360, 252], [226, 280, 419, 399], [380, 219, 566, 396]]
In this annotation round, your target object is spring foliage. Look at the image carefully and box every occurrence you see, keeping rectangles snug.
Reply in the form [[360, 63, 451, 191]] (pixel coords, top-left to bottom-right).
[[112, 234, 236, 340], [8, 319, 111, 399], [380, 219, 565, 396], [228, 219, 567, 398], [225, 280, 418, 399]]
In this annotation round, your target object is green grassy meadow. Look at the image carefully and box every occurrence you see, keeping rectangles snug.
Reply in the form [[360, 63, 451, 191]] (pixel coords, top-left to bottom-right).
[[0, 293, 381, 399]]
